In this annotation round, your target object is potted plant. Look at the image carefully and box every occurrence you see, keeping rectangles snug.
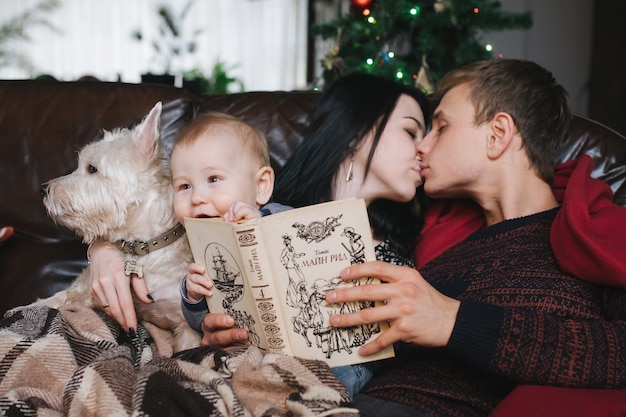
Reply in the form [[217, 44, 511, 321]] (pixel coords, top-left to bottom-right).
[[182, 61, 244, 94], [0, 0, 60, 77], [132, 0, 202, 85]]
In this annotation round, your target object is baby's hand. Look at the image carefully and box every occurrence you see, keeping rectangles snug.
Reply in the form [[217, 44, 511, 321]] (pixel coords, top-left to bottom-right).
[[223, 201, 262, 223], [185, 262, 214, 302]]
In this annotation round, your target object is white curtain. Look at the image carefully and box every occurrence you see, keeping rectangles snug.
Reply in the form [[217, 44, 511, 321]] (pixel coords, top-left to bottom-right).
[[0, 0, 309, 91]]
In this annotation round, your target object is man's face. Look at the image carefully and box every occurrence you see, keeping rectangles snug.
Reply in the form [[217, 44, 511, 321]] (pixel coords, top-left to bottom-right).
[[416, 84, 489, 199]]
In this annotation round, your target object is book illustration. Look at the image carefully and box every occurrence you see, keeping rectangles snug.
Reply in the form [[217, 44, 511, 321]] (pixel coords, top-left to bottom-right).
[[292, 213, 342, 243], [203, 243, 262, 347], [280, 216, 380, 359], [281, 234, 306, 308], [206, 244, 243, 299], [342, 226, 368, 265]]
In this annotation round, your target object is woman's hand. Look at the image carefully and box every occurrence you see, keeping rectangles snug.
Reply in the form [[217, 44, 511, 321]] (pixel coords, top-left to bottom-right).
[[88, 240, 152, 332], [200, 313, 249, 347], [325, 261, 460, 355]]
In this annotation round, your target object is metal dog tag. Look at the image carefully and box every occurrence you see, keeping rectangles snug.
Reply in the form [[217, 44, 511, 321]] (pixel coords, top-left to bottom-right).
[[124, 260, 144, 278]]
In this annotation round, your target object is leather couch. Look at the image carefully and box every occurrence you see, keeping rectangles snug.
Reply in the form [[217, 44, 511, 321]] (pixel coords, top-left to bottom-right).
[[0, 80, 319, 315], [1, 79, 625, 416]]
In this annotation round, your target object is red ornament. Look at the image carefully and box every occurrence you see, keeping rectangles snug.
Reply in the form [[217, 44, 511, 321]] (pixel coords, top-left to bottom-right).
[[350, 0, 376, 15]]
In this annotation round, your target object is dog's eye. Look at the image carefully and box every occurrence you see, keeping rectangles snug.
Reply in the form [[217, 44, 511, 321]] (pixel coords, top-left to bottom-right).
[[88, 164, 98, 174]]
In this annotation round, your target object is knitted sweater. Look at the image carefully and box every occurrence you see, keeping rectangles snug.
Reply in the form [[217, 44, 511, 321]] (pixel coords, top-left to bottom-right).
[[362, 208, 626, 417], [415, 155, 626, 287]]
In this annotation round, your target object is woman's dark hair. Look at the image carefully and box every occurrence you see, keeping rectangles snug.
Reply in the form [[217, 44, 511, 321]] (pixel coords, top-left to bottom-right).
[[274, 72, 431, 252]]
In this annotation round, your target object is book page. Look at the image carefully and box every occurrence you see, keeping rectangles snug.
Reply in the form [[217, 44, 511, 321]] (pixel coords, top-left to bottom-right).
[[184, 218, 270, 351], [257, 198, 394, 366]]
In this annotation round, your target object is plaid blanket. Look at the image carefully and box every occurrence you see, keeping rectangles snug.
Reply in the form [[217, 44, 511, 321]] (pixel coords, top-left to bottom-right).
[[0, 304, 358, 417]]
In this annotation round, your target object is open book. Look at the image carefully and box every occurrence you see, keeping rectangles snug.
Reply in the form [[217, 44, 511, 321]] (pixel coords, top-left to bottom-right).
[[184, 198, 394, 367]]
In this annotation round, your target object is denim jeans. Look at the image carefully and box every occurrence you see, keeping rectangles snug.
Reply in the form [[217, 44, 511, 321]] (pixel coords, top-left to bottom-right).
[[332, 361, 382, 398]]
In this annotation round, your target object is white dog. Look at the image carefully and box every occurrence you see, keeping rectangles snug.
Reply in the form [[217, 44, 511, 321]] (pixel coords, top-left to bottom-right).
[[30, 102, 200, 352]]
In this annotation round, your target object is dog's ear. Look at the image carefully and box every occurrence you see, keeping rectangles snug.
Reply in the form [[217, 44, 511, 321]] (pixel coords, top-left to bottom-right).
[[135, 101, 163, 161]]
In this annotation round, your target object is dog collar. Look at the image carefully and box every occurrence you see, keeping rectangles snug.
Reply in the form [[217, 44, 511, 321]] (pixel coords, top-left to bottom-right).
[[114, 223, 185, 257]]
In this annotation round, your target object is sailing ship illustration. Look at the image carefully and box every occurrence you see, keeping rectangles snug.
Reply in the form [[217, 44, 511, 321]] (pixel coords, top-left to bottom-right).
[[203, 242, 261, 345], [205, 243, 245, 303]]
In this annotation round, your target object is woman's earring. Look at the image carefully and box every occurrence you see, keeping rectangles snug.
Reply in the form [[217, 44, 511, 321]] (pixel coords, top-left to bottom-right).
[[346, 159, 354, 182]]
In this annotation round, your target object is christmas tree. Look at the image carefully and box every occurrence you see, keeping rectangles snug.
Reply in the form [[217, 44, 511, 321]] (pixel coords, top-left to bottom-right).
[[312, 0, 532, 92]]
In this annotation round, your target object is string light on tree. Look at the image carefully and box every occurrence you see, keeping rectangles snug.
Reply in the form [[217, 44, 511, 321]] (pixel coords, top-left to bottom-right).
[[313, 0, 532, 91]]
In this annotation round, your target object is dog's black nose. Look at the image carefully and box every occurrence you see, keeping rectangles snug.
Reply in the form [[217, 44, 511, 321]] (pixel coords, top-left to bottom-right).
[[40, 183, 49, 197]]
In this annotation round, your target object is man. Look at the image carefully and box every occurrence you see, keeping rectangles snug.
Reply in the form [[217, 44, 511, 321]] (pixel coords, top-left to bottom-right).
[[326, 59, 626, 417]]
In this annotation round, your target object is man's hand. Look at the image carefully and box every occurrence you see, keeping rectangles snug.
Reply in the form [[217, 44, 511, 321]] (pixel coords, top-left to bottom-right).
[[325, 261, 460, 355]]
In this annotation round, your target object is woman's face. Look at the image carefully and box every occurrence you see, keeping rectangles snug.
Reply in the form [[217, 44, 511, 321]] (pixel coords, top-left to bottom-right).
[[356, 94, 426, 204]]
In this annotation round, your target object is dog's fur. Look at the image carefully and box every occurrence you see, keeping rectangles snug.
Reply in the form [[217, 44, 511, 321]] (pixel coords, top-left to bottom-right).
[[27, 102, 200, 352]]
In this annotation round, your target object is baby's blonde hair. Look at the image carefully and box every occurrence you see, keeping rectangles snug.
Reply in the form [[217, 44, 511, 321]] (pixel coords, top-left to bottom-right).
[[173, 112, 270, 168]]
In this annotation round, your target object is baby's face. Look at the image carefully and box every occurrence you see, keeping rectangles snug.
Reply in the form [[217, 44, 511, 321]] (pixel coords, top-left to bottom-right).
[[171, 134, 260, 222]]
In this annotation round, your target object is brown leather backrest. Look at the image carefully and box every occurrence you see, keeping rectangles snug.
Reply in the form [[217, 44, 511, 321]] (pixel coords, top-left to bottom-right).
[[0, 80, 195, 238], [0, 80, 624, 315], [196, 91, 320, 175]]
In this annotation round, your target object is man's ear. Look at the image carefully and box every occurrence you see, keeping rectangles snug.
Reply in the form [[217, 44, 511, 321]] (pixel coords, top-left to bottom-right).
[[486, 112, 516, 159], [255, 166, 275, 206]]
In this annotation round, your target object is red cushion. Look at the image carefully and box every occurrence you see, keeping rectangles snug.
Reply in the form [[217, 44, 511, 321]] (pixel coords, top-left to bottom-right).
[[490, 385, 626, 417]]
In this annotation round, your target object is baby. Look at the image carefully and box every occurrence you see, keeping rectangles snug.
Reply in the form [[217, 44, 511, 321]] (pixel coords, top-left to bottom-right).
[[170, 112, 290, 328]]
